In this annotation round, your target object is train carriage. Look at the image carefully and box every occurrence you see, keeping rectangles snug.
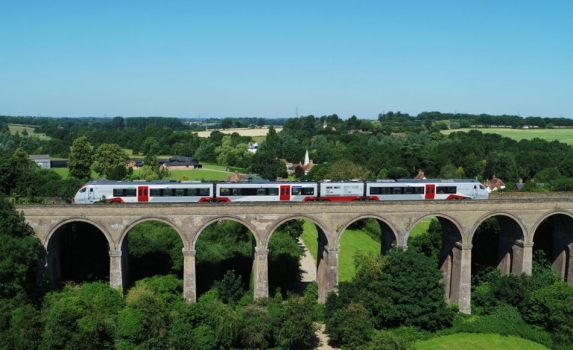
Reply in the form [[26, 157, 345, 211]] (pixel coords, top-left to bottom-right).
[[215, 181, 318, 202], [365, 179, 488, 201], [74, 180, 213, 204]]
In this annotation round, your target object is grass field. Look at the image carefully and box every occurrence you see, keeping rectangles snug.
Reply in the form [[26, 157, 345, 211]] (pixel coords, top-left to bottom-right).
[[416, 333, 548, 350], [196, 127, 282, 138], [442, 127, 573, 145], [51, 163, 232, 181], [409, 217, 433, 238], [8, 124, 51, 140], [300, 220, 381, 282]]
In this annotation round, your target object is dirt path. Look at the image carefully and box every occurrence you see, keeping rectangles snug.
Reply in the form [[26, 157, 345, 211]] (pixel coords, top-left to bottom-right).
[[295, 239, 339, 350]]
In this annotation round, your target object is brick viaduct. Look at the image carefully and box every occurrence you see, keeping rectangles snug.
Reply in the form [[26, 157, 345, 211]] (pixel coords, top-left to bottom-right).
[[16, 193, 573, 314]]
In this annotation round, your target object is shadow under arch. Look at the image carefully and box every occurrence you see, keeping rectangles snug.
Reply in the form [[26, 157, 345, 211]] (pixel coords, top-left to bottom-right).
[[44, 218, 112, 289], [192, 216, 257, 299], [118, 217, 188, 290], [118, 216, 189, 250], [191, 216, 260, 250], [471, 212, 527, 276], [407, 214, 465, 303], [531, 212, 573, 283]]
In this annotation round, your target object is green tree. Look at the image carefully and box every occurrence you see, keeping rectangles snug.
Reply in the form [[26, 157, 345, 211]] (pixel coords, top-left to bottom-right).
[[214, 270, 244, 305], [68, 136, 93, 180], [107, 164, 127, 180], [387, 167, 409, 179], [221, 118, 233, 129], [91, 143, 127, 178], [116, 279, 173, 349], [40, 282, 125, 350], [328, 158, 371, 180], [526, 282, 573, 344], [326, 249, 453, 334], [0, 193, 39, 298]]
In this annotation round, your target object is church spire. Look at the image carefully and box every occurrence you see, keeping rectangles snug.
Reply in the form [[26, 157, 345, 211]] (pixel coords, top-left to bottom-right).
[[304, 149, 309, 166]]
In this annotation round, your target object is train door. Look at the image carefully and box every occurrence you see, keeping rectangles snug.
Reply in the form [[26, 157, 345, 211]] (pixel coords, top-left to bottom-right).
[[88, 187, 94, 201], [280, 185, 291, 201], [425, 184, 435, 200], [138, 186, 149, 202], [473, 185, 478, 198]]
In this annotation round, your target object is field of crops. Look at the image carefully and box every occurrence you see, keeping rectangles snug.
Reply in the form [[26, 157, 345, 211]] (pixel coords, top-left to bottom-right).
[[442, 127, 573, 145], [196, 127, 282, 138], [8, 124, 51, 140]]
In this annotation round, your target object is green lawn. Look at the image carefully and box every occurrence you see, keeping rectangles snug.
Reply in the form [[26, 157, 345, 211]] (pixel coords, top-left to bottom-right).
[[416, 333, 548, 350], [8, 124, 51, 140], [442, 127, 573, 145], [300, 220, 381, 282], [409, 217, 433, 238], [52, 168, 231, 181]]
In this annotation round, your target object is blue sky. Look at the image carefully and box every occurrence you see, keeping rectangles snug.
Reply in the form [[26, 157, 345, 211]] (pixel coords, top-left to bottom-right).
[[1, 1, 571, 119]]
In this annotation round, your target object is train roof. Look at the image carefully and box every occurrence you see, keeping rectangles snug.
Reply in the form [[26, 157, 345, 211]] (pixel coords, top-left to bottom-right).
[[82, 178, 482, 186]]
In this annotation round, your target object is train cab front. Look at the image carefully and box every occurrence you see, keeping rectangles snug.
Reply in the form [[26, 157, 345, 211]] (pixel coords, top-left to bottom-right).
[[74, 184, 90, 204]]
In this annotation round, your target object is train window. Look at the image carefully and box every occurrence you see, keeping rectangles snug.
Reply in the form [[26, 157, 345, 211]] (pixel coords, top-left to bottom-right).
[[302, 188, 314, 195], [199, 188, 210, 196], [80, 187, 86, 193], [220, 188, 230, 195], [370, 187, 380, 194], [268, 188, 278, 195], [176, 189, 185, 196], [150, 189, 161, 196], [163, 189, 173, 196], [257, 189, 266, 195], [292, 188, 301, 195], [113, 188, 125, 196], [126, 189, 136, 197], [405, 187, 424, 194], [393, 187, 403, 194], [436, 186, 456, 194], [187, 188, 197, 196]]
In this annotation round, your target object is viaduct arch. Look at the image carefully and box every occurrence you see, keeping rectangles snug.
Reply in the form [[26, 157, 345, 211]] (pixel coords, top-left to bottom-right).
[[17, 193, 573, 314]]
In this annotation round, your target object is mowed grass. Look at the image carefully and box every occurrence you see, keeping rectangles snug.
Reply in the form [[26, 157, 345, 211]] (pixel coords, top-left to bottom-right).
[[442, 127, 573, 145], [8, 124, 51, 140], [50, 165, 231, 181], [409, 217, 433, 238], [300, 220, 381, 282], [416, 333, 548, 350]]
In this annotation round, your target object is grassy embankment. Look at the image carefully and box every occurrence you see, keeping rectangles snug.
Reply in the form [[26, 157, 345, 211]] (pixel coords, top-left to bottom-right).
[[300, 217, 432, 282], [416, 333, 548, 350]]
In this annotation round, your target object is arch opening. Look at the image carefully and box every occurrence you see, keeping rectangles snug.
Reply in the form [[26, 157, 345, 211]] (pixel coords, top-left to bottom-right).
[[533, 214, 573, 283], [339, 218, 396, 282], [46, 221, 110, 289], [408, 216, 463, 302], [121, 220, 184, 290], [267, 218, 314, 298], [472, 215, 526, 284], [195, 220, 254, 301]]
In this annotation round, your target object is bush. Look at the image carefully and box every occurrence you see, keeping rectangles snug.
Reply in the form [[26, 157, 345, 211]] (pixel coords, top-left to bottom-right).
[[526, 282, 573, 345]]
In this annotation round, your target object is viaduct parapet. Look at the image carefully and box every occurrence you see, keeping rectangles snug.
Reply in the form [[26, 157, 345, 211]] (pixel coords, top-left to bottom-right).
[[16, 193, 573, 314]]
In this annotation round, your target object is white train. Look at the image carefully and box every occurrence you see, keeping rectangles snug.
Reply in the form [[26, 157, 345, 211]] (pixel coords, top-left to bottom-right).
[[73, 179, 488, 204]]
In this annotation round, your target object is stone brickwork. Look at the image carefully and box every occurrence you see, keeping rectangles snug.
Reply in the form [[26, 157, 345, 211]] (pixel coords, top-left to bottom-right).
[[16, 193, 573, 314]]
